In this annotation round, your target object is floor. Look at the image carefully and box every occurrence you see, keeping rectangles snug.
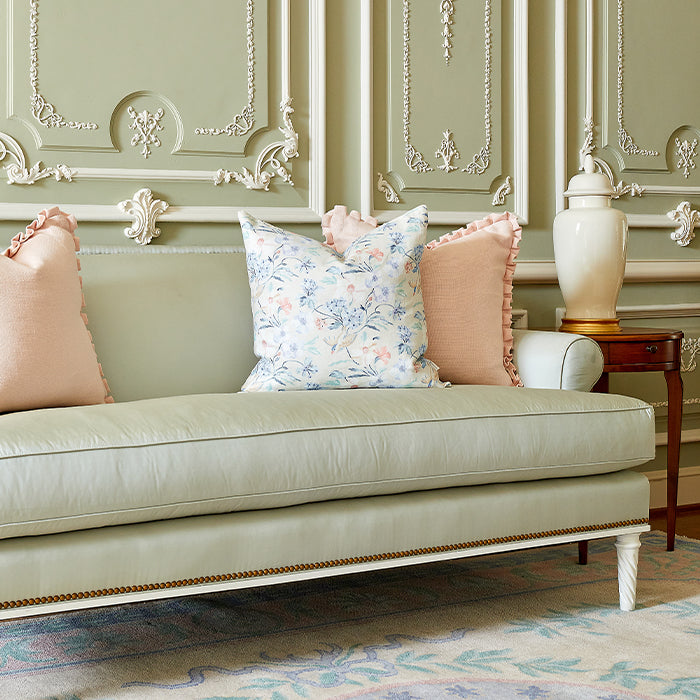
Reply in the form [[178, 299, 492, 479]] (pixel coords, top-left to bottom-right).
[[649, 505, 700, 540]]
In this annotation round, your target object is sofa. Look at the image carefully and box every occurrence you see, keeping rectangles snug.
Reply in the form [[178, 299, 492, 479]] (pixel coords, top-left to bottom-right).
[[0, 209, 656, 620]]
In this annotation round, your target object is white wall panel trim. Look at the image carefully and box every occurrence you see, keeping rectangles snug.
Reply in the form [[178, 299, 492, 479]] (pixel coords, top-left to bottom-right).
[[0, 203, 322, 224], [362, 0, 529, 223], [513, 260, 700, 284]]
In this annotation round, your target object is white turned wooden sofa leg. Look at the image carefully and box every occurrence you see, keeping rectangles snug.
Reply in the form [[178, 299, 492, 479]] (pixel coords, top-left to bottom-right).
[[615, 533, 641, 611]]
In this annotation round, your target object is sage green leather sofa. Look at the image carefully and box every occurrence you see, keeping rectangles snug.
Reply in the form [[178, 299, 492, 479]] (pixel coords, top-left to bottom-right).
[[0, 252, 655, 619]]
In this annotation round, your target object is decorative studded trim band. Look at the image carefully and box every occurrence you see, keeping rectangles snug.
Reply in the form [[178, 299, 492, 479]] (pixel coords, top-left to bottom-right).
[[1, 519, 648, 610]]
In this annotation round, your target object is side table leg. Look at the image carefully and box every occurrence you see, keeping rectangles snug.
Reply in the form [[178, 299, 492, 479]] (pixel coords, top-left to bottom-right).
[[578, 541, 588, 565], [664, 369, 683, 551]]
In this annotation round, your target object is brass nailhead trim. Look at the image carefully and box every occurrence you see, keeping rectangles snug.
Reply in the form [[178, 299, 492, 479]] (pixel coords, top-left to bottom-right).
[[0, 519, 648, 610]]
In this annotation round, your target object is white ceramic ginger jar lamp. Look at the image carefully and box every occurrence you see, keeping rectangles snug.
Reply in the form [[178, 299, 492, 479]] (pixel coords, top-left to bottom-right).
[[553, 154, 628, 334]]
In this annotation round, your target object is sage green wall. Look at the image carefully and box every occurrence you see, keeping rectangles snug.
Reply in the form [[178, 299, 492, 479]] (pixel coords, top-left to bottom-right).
[[1, 0, 699, 500]]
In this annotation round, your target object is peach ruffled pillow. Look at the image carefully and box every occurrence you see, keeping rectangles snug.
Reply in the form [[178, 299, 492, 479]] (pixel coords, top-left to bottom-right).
[[0, 208, 112, 413], [322, 208, 522, 386]]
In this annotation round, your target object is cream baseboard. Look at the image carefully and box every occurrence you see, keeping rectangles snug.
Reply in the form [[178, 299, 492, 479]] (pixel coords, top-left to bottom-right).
[[646, 465, 700, 509]]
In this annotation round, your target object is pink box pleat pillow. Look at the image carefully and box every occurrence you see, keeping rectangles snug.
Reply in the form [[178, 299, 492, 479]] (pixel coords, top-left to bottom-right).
[[322, 208, 522, 386], [0, 208, 112, 413], [421, 213, 522, 386]]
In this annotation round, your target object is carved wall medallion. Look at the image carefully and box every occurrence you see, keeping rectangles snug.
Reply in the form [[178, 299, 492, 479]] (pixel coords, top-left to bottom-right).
[[440, 0, 455, 64], [435, 130, 460, 172], [667, 201, 700, 247], [676, 138, 698, 179], [377, 172, 400, 203], [213, 98, 298, 190], [118, 189, 169, 245], [29, 0, 98, 130], [195, 0, 255, 136], [128, 107, 164, 159], [0, 131, 74, 185], [492, 176, 512, 206]]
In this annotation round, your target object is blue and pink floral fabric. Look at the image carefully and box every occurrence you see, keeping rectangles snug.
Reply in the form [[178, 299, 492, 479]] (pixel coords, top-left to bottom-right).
[[238, 206, 443, 391]]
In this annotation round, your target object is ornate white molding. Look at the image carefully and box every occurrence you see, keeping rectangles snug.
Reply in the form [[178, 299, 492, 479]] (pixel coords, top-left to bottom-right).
[[594, 156, 645, 199], [403, 0, 492, 176], [0, 131, 74, 184], [435, 130, 460, 172], [128, 107, 164, 159], [667, 201, 700, 247], [682, 337, 700, 373], [440, 0, 455, 64], [377, 172, 400, 203], [29, 0, 97, 130], [363, 0, 527, 223], [492, 176, 512, 206], [402, 0, 433, 172], [194, 0, 255, 136], [616, 0, 658, 157], [579, 118, 645, 199], [213, 97, 298, 190], [676, 138, 698, 179], [579, 116, 595, 167], [118, 188, 169, 246], [462, 0, 492, 175]]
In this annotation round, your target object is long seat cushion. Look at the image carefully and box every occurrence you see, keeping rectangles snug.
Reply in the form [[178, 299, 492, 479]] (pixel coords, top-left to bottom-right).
[[0, 386, 655, 539]]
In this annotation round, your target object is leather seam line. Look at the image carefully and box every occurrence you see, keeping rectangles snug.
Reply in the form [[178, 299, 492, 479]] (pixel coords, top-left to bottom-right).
[[0, 405, 654, 461], [0, 518, 650, 610]]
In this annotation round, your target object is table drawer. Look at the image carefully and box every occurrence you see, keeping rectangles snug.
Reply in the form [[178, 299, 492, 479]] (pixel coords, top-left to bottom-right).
[[607, 339, 676, 365]]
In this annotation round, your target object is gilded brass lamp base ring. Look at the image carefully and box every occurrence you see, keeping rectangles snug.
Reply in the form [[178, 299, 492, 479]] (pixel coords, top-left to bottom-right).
[[559, 318, 621, 334]]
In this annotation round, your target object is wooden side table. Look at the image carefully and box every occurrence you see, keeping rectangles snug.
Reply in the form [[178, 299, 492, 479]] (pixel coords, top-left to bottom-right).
[[577, 327, 683, 557]]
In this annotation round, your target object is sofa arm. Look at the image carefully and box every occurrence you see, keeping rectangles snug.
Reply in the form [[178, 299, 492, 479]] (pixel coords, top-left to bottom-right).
[[512, 329, 604, 391]]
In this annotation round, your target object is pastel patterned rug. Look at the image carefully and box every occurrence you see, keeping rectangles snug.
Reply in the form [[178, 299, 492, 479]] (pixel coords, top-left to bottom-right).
[[1, 532, 698, 700]]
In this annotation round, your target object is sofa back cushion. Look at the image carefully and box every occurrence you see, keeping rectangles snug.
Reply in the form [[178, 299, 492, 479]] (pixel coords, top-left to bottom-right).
[[77, 252, 258, 401]]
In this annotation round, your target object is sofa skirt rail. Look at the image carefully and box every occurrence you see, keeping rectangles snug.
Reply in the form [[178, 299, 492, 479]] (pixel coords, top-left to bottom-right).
[[0, 470, 650, 620]]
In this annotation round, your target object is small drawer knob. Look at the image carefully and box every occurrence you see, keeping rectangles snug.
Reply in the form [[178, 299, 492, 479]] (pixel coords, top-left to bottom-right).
[[646, 345, 658, 353]]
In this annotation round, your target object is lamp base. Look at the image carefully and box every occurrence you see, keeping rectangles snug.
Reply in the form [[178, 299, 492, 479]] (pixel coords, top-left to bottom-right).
[[559, 317, 621, 334]]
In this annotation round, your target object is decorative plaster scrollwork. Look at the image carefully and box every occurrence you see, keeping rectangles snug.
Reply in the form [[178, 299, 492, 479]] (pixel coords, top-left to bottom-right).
[[402, 0, 433, 173], [681, 337, 700, 373], [616, 0, 658, 157], [676, 138, 698, 179], [492, 176, 512, 206], [403, 0, 492, 176], [128, 107, 164, 159], [29, 0, 97, 130], [578, 119, 645, 199], [461, 0, 492, 175], [580, 117, 595, 167], [594, 157, 645, 199], [440, 0, 455, 64], [667, 201, 700, 247], [435, 130, 460, 172], [377, 172, 400, 203], [0, 131, 74, 184], [118, 188, 169, 246], [213, 98, 298, 190], [195, 0, 255, 136]]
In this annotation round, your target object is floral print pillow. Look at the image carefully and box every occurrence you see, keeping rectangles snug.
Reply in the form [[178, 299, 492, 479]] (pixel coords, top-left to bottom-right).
[[238, 206, 443, 391]]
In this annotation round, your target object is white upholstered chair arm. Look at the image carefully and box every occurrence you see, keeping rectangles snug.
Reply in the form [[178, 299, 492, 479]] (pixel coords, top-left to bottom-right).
[[512, 329, 604, 391]]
